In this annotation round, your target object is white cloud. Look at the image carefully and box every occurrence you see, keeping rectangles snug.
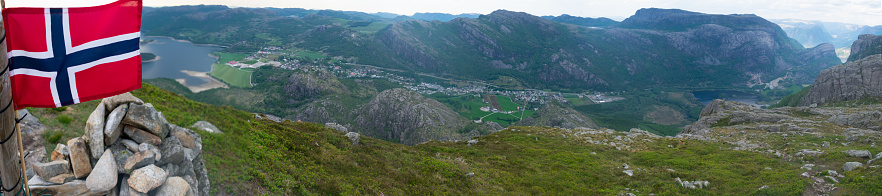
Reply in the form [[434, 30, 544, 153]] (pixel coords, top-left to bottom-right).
[[6, 0, 882, 26]]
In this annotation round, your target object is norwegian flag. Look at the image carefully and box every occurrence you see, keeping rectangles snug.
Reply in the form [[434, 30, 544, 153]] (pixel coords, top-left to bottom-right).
[[3, 0, 142, 110]]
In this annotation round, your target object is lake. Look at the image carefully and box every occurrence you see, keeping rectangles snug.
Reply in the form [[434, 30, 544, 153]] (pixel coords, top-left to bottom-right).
[[140, 36, 223, 86], [692, 90, 765, 107]]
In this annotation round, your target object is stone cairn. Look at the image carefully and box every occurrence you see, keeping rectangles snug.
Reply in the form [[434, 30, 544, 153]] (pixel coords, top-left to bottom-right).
[[26, 93, 210, 196]]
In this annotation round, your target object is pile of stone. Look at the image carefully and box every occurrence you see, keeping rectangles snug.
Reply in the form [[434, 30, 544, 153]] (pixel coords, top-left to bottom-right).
[[27, 93, 211, 196]]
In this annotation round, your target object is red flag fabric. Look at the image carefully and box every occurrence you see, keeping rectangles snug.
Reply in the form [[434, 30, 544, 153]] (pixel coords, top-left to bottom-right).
[[3, 0, 142, 110]]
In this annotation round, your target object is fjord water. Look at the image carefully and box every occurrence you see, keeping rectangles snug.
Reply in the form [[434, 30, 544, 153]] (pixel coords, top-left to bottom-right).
[[692, 90, 763, 106], [140, 36, 222, 86]]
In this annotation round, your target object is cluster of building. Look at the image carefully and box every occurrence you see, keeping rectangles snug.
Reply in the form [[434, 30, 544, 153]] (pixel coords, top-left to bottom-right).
[[234, 47, 622, 106]]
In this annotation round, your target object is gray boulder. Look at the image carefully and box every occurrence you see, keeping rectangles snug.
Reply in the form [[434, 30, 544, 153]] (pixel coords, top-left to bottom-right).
[[124, 150, 157, 173], [170, 124, 202, 153], [18, 109, 44, 134], [66, 138, 92, 178], [120, 175, 147, 196], [102, 92, 144, 113], [104, 103, 129, 144], [28, 179, 99, 196], [128, 164, 168, 193], [155, 176, 190, 196], [124, 125, 162, 146], [843, 149, 872, 158], [843, 162, 864, 171], [193, 154, 211, 196], [345, 132, 360, 145], [121, 139, 140, 152], [159, 136, 187, 165], [123, 104, 171, 138], [140, 143, 163, 162], [325, 123, 348, 132], [107, 142, 134, 174], [32, 160, 70, 179], [181, 175, 199, 196], [193, 121, 223, 134], [85, 103, 106, 159], [86, 150, 118, 193]]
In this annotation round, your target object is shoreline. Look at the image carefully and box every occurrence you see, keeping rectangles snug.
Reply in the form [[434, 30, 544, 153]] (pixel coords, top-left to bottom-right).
[[177, 69, 229, 93], [143, 35, 229, 48]]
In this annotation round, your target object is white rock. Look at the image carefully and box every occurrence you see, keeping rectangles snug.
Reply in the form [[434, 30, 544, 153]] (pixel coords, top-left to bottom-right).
[[128, 164, 168, 193], [86, 150, 118, 193]]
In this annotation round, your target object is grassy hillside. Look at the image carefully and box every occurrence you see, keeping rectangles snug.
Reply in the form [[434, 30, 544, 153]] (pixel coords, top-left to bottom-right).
[[31, 84, 881, 195]]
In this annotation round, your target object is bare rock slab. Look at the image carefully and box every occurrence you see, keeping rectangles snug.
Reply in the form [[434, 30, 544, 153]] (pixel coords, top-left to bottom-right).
[[193, 121, 222, 134], [123, 104, 170, 138], [32, 160, 70, 179], [86, 150, 118, 193], [47, 173, 76, 184], [128, 164, 168, 193], [125, 150, 157, 173], [28, 179, 100, 196], [104, 103, 129, 144], [843, 162, 864, 171], [66, 137, 93, 178], [102, 92, 144, 113], [124, 125, 162, 146], [85, 103, 106, 159], [155, 176, 191, 196]]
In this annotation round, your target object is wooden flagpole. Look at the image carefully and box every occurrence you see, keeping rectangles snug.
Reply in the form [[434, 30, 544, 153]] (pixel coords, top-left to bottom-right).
[[1, 1, 31, 195]]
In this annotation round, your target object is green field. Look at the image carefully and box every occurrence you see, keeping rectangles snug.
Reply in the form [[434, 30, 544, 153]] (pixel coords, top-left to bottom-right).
[[294, 50, 327, 60], [497, 96, 523, 111], [214, 52, 249, 64], [211, 64, 253, 88], [430, 94, 536, 126]]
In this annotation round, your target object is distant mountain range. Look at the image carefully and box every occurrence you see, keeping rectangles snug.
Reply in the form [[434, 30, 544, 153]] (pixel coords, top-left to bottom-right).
[[143, 6, 840, 91]]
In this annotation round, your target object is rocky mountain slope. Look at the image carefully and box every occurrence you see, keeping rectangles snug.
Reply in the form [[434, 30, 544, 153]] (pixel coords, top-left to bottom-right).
[[362, 8, 840, 90], [793, 34, 882, 106], [353, 88, 500, 145], [143, 6, 841, 91], [799, 54, 882, 106], [680, 99, 881, 195], [848, 34, 882, 62]]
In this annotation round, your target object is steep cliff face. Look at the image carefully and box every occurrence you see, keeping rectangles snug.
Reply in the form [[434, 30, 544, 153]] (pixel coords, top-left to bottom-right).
[[799, 54, 882, 106], [353, 88, 496, 145], [848, 34, 882, 62], [516, 101, 599, 129]]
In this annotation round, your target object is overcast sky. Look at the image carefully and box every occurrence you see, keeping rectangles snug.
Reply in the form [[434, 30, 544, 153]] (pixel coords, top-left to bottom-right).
[[7, 0, 882, 26]]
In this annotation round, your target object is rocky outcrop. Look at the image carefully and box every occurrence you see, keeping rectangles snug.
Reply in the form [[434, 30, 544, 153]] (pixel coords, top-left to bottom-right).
[[353, 88, 495, 145], [28, 94, 210, 196], [799, 54, 882, 106], [848, 34, 882, 62], [283, 68, 349, 100], [516, 101, 599, 129]]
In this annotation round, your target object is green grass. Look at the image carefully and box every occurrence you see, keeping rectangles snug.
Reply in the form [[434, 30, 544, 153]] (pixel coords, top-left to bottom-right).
[[496, 95, 523, 111], [213, 52, 249, 64], [210, 64, 253, 88], [33, 84, 867, 195], [295, 50, 327, 60]]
